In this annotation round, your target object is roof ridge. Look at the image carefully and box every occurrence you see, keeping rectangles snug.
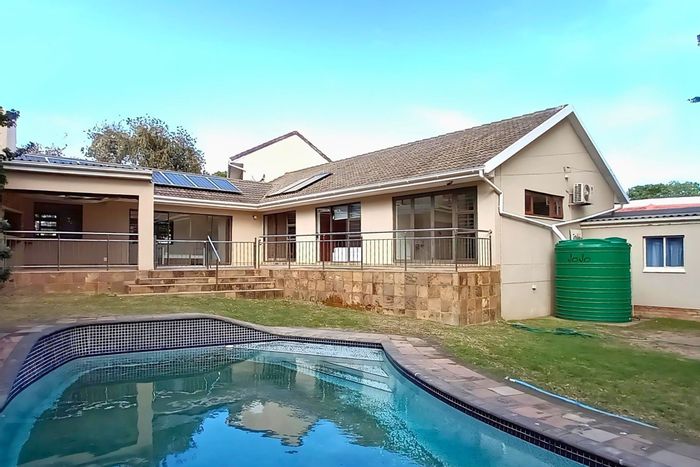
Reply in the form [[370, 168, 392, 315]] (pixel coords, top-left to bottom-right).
[[229, 130, 332, 162], [265, 105, 567, 183]]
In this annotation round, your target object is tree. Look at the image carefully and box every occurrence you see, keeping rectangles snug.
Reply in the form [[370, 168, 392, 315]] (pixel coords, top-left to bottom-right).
[[211, 170, 228, 178], [83, 116, 205, 173], [16, 141, 65, 156], [628, 181, 700, 200], [0, 107, 20, 282]]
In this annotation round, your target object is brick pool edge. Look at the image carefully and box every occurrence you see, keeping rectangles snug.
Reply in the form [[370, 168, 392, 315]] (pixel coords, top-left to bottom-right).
[[0, 314, 698, 467]]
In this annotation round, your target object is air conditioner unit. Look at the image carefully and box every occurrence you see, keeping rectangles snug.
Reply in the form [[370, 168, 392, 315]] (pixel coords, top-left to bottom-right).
[[572, 183, 593, 205]]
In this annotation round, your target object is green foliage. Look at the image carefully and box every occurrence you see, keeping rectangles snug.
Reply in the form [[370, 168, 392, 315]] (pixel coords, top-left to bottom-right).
[[16, 141, 65, 156], [628, 181, 700, 200], [0, 107, 19, 128], [0, 107, 19, 283], [211, 170, 228, 178], [83, 116, 205, 173]]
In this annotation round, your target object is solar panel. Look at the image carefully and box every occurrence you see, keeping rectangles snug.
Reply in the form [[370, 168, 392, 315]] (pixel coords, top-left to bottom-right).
[[47, 157, 78, 165], [152, 171, 172, 185], [188, 174, 218, 190], [269, 172, 331, 196], [150, 170, 242, 193], [210, 177, 242, 193], [291, 172, 331, 192], [163, 171, 196, 187], [18, 154, 49, 163]]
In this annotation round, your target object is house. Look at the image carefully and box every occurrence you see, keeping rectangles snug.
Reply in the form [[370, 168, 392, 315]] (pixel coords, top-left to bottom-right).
[[227, 131, 331, 182], [582, 197, 700, 320], [1, 105, 630, 322]]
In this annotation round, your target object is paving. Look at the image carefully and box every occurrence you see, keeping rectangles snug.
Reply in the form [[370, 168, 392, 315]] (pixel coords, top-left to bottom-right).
[[0, 314, 699, 467]]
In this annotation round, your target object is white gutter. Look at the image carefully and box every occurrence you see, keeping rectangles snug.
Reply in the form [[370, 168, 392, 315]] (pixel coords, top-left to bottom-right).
[[581, 216, 700, 227], [154, 195, 258, 211], [257, 168, 483, 209], [5, 161, 153, 181], [478, 169, 621, 241]]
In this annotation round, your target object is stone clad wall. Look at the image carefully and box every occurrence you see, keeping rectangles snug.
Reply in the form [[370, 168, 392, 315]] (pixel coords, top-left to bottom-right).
[[1, 271, 138, 295], [634, 305, 700, 321], [262, 268, 501, 326]]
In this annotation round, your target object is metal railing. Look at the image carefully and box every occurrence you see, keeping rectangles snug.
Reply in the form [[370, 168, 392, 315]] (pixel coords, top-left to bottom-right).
[[206, 236, 221, 290], [154, 239, 256, 268], [259, 228, 492, 270], [4, 231, 138, 270]]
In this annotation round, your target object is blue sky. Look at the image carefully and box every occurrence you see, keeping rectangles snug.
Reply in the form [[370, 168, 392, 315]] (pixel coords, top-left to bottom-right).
[[3, 0, 698, 187]]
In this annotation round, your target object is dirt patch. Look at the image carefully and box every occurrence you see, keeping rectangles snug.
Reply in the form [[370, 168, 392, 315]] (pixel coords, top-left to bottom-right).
[[617, 330, 700, 360], [321, 294, 373, 312]]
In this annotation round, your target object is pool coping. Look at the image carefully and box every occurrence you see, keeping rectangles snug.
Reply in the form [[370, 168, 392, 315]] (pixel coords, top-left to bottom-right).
[[0, 313, 698, 467]]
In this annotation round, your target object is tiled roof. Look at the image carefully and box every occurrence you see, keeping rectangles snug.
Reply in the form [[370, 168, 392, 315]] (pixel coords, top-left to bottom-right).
[[262, 106, 564, 201], [10, 106, 567, 207], [586, 197, 700, 222], [154, 179, 270, 204], [588, 205, 700, 222]]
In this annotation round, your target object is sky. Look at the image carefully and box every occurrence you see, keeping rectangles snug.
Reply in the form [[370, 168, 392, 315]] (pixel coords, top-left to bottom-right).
[[2, 0, 698, 188]]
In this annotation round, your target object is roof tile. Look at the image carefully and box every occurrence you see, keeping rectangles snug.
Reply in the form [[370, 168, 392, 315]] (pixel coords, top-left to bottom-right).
[[263, 106, 564, 200]]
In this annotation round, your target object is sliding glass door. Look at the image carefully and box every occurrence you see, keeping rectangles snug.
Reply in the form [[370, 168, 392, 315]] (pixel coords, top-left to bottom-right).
[[316, 203, 361, 262], [394, 187, 477, 263], [264, 211, 296, 261], [154, 211, 231, 266]]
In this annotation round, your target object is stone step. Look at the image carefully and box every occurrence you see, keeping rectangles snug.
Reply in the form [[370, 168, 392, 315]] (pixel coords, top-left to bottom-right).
[[142, 269, 263, 279], [125, 281, 276, 294], [120, 288, 283, 299], [135, 276, 271, 286]]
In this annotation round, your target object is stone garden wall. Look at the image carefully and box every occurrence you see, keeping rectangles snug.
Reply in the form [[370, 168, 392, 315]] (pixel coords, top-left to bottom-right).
[[262, 268, 501, 326], [1, 270, 138, 295]]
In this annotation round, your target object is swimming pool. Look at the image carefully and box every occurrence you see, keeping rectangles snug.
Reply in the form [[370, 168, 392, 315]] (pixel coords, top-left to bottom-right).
[[0, 341, 580, 466]]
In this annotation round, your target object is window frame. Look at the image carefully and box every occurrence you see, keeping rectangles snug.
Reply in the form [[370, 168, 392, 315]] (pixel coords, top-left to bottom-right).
[[524, 190, 564, 220], [263, 211, 297, 261], [643, 235, 685, 273], [392, 187, 478, 233], [392, 187, 478, 262]]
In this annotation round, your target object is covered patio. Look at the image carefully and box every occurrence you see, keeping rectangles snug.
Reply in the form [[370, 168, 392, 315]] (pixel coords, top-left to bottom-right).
[[3, 190, 141, 270]]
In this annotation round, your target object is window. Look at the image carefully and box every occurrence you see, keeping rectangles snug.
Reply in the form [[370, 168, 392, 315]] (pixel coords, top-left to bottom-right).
[[393, 188, 477, 261], [264, 211, 296, 261], [644, 236, 684, 272], [316, 203, 361, 262], [525, 190, 563, 219], [33, 202, 83, 238]]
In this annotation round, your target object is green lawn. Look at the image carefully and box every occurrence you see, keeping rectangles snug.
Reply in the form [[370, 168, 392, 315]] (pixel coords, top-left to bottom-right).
[[2, 294, 700, 439]]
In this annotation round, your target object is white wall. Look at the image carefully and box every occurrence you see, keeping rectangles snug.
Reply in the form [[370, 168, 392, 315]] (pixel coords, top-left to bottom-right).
[[234, 135, 329, 182], [493, 119, 621, 319], [582, 221, 700, 310]]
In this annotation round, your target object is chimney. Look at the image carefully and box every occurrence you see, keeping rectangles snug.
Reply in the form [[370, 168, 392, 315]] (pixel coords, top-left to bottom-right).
[[0, 124, 17, 152], [228, 161, 244, 179]]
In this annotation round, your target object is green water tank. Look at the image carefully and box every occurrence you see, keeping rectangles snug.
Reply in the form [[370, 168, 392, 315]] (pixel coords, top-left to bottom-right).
[[554, 237, 632, 322]]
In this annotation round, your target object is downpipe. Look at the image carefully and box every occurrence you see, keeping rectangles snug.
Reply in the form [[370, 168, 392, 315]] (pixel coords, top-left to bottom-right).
[[477, 169, 621, 241]]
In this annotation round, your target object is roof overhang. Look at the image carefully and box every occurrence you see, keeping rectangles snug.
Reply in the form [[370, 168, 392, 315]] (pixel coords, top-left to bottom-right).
[[154, 195, 259, 211], [581, 215, 700, 227], [483, 105, 629, 204], [4, 160, 153, 181], [256, 168, 482, 210]]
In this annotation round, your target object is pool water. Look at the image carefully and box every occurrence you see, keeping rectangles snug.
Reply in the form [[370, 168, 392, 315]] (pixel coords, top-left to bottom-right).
[[0, 342, 580, 466]]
